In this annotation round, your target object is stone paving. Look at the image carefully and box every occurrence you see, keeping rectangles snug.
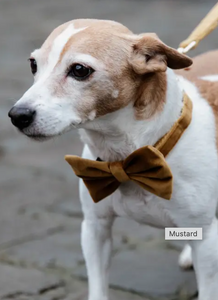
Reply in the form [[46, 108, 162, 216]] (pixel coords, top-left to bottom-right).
[[0, 0, 218, 299]]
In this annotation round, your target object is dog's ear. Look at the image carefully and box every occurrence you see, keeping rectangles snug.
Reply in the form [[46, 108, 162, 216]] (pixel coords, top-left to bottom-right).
[[129, 33, 192, 74]]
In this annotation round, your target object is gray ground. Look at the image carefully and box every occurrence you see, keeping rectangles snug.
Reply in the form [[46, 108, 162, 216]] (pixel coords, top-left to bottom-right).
[[1, 0, 218, 299]]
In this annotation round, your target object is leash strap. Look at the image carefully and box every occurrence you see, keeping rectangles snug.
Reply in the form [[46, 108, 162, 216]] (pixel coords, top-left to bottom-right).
[[178, 2, 218, 54]]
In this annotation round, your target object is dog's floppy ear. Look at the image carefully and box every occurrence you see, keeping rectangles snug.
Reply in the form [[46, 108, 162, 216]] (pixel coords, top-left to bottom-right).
[[129, 33, 192, 74]]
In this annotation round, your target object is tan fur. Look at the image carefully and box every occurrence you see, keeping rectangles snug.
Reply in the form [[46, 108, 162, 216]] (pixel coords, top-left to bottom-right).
[[176, 50, 218, 147], [134, 72, 167, 119], [59, 19, 132, 61]]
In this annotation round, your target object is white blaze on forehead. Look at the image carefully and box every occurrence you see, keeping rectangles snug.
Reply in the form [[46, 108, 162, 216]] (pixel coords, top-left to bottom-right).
[[48, 24, 86, 70], [200, 75, 218, 82]]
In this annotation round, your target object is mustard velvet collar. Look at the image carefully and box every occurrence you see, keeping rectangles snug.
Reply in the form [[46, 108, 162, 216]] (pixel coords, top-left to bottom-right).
[[65, 94, 192, 203]]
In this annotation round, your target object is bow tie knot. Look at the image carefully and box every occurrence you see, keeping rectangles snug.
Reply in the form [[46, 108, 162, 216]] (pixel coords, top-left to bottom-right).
[[110, 161, 130, 183]]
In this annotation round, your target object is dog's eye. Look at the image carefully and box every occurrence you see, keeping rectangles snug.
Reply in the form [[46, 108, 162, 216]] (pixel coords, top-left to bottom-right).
[[29, 58, 37, 75], [67, 64, 94, 80]]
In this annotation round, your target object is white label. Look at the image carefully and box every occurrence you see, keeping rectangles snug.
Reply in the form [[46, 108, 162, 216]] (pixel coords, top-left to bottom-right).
[[165, 228, 203, 240]]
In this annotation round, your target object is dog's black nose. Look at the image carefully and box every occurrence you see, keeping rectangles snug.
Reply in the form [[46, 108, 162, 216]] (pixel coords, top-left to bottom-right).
[[8, 106, 36, 129]]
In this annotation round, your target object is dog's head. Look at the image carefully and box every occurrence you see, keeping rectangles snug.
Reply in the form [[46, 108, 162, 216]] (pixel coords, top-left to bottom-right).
[[8, 19, 192, 140]]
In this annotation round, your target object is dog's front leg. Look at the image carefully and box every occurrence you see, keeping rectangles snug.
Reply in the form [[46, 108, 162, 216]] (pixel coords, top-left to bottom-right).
[[79, 146, 114, 300], [191, 218, 218, 300], [81, 216, 113, 300], [80, 177, 114, 300]]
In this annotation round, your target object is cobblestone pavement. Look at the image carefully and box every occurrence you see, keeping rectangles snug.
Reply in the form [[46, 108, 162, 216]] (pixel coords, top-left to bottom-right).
[[1, 0, 218, 299]]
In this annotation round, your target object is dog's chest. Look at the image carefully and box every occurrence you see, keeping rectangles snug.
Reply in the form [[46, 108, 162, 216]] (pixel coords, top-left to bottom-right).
[[111, 183, 174, 228]]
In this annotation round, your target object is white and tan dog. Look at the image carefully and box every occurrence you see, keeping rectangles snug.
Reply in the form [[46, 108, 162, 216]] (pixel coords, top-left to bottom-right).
[[8, 19, 218, 300]]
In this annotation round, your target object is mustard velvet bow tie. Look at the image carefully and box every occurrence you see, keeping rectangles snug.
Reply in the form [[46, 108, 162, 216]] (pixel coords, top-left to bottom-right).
[[65, 94, 192, 203]]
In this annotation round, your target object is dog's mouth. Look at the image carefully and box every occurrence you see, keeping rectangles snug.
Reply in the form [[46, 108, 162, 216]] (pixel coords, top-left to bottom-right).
[[20, 124, 69, 141], [16, 116, 83, 142], [23, 132, 53, 141], [19, 128, 56, 141], [26, 134, 53, 141]]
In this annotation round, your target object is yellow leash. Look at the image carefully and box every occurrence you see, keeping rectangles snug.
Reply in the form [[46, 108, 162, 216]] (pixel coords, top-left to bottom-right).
[[177, 2, 218, 54]]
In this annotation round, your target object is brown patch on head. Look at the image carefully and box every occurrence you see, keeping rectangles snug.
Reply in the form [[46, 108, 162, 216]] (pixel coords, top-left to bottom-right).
[[58, 26, 192, 121], [72, 30, 192, 121], [59, 19, 132, 62], [56, 20, 139, 120], [40, 19, 123, 60], [176, 50, 218, 148]]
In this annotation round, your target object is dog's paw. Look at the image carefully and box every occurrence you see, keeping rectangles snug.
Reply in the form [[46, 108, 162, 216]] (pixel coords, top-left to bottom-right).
[[178, 244, 193, 270]]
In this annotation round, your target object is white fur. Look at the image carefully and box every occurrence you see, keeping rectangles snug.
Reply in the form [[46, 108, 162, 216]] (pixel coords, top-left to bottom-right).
[[88, 110, 96, 121], [179, 244, 193, 269], [12, 27, 218, 300], [200, 74, 218, 82], [112, 90, 119, 98]]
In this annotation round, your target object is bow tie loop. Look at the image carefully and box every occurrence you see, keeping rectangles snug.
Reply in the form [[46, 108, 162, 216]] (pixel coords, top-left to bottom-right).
[[109, 161, 130, 183]]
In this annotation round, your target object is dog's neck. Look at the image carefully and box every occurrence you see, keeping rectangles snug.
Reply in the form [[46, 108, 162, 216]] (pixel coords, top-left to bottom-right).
[[79, 69, 184, 162]]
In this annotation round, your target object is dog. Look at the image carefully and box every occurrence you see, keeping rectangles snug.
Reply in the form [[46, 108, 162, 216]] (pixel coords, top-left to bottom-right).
[[8, 19, 218, 300]]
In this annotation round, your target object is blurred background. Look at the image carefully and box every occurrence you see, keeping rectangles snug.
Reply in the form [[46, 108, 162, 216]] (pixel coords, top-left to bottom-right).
[[0, 1, 218, 300]]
